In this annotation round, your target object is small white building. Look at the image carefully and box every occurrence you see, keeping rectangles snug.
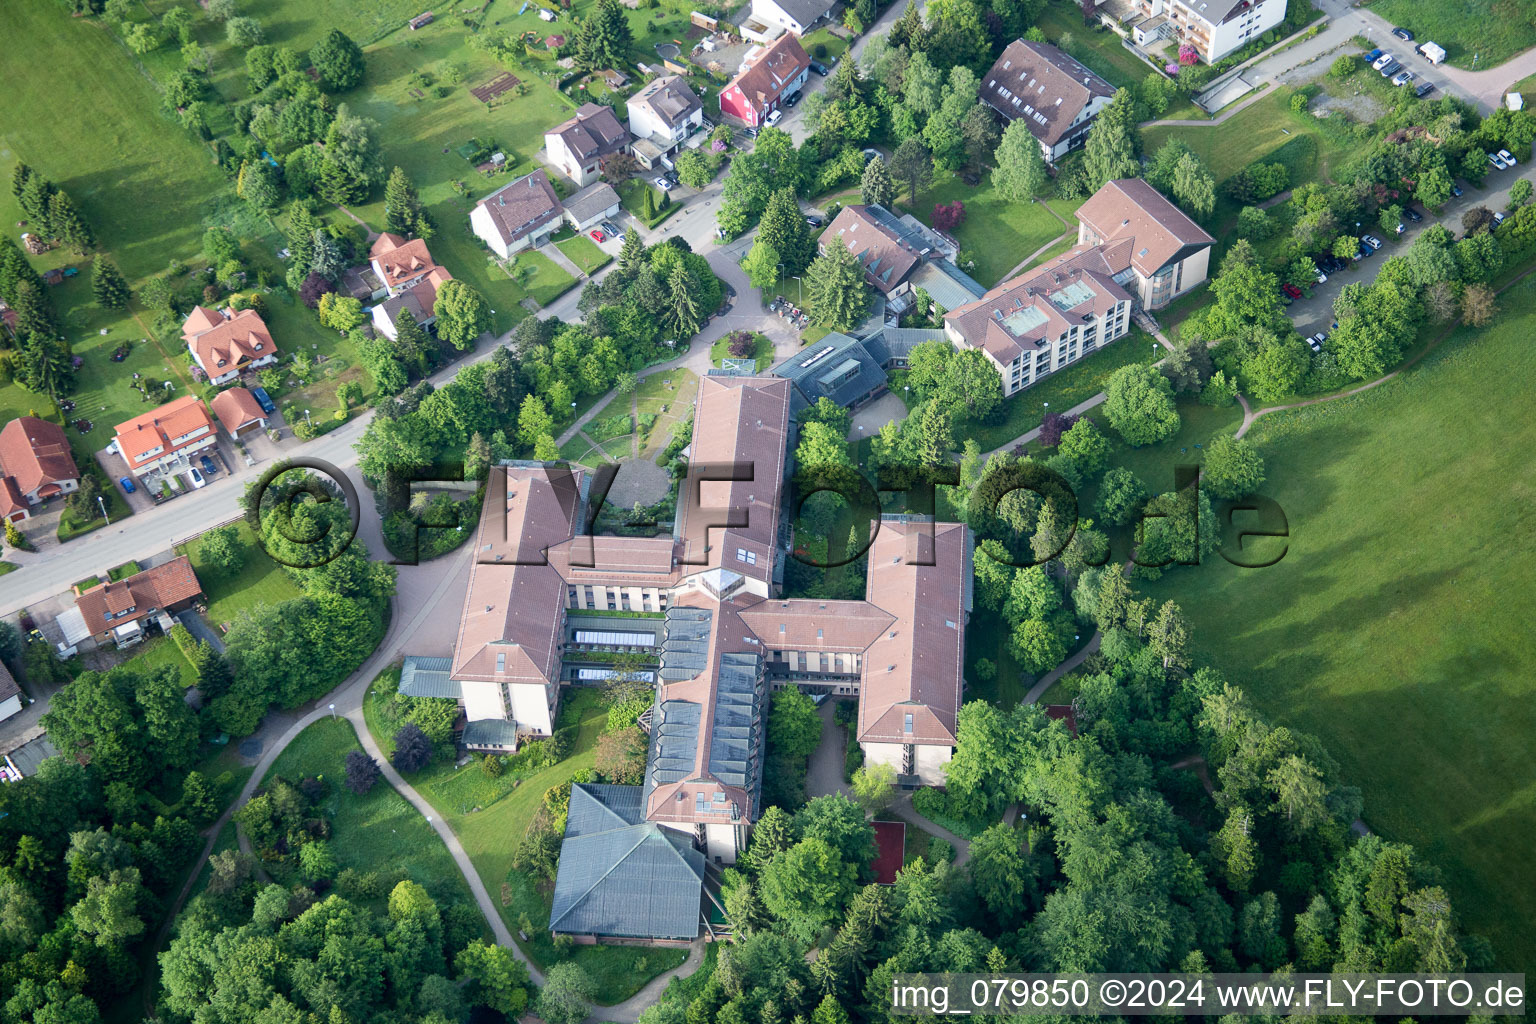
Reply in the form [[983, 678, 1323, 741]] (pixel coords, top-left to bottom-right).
[[562, 181, 622, 232], [747, 0, 835, 37], [627, 76, 704, 170], [543, 103, 630, 186]]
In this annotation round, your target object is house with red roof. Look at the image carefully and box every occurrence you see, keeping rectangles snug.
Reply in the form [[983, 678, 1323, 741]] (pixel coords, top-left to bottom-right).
[[0, 416, 79, 522], [111, 395, 217, 476], [209, 387, 268, 439], [74, 556, 203, 648], [182, 306, 280, 386], [367, 232, 455, 341], [719, 35, 810, 128]]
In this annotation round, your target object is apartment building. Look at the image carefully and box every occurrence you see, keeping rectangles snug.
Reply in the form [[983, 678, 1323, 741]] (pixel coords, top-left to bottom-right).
[[1131, 0, 1286, 63]]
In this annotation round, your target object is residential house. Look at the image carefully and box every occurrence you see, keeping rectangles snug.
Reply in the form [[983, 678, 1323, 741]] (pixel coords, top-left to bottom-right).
[[562, 181, 622, 232], [543, 103, 630, 186], [747, 0, 835, 38], [627, 75, 704, 169], [819, 203, 985, 316], [980, 40, 1116, 161], [112, 396, 217, 477], [209, 387, 268, 439], [471, 170, 565, 258], [719, 35, 811, 128], [943, 244, 1136, 396], [1074, 177, 1215, 309], [366, 232, 455, 341], [1129, 0, 1286, 63], [0, 416, 79, 522], [0, 661, 20, 724], [182, 306, 279, 387], [74, 556, 204, 649]]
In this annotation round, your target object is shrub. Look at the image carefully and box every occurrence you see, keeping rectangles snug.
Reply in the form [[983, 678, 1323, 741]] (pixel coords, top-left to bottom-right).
[[345, 750, 380, 794], [391, 723, 432, 772]]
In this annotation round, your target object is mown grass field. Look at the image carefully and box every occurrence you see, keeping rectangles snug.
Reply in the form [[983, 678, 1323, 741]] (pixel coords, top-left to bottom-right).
[[1139, 277, 1536, 974], [898, 174, 1077, 289], [1367, 0, 1536, 69], [1143, 86, 1352, 189], [260, 717, 489, 921], [183, 522, 303, 626]]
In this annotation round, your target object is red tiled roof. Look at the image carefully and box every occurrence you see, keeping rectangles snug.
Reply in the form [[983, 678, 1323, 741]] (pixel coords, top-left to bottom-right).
[[113, 396, 215, 471], [548, 103, 629, 161], [370, 233, 442, 288], [209, 387, 266, 435], [74, 556, 203, 635], [0, 477, 26, 518], [981, 39, 1115, 148], [0, 416, 78, 499], [822, 205, 920, 295], [725, 34, 811, 115], [182, 307, 278, 377]]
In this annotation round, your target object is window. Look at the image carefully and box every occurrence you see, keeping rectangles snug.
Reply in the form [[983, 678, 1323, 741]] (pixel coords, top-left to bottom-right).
[[736, 547, 757, 566], [904, 712, 914, 733]]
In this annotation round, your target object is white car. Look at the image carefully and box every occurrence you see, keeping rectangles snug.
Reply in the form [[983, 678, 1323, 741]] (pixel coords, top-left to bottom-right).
[[188, 467, 206, 489], [1498, 148, 1516, 165], [1307, 332, 1326, 352], [765, 109, 783, 126], [1314, 267, 1328, 284], [1493, 211, 1507, 226], [653, 176, 675, 191], [1362, 234, 1384, 249], [1488, 152, 1507, 170], [1372, 52, 1395, 70]]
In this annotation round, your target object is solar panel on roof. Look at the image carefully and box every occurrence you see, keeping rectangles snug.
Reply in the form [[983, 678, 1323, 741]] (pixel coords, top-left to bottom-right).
[[574, 630, 657, 646], [652, 700, 701, 783]]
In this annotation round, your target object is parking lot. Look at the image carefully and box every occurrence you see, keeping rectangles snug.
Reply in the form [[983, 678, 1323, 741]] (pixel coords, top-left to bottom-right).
[[1285, 156, 1536, 338]]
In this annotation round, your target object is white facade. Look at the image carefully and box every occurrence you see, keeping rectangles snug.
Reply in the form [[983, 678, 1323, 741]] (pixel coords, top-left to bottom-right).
[[861, 741, 953, 787], [1042, 93, 1115, 161], [1133, 0, 1286, 63], [948, 297, 1134, 398], [748, 0, 830, 37], [1075, 222, 1212, 310], [128, 426, 216, 475], [544, 130, 601, 186], [627, 98, 703, 153], [470, 202, 555, 259], [0, 694, 21, 723]]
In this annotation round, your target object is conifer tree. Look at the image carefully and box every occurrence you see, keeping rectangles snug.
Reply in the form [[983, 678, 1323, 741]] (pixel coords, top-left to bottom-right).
[[664, 262, 700, 338], [91, 258, 130, 309], [383, 166, 424, 236], [48, 191, 95, 254], [806, 235, 869, 331]]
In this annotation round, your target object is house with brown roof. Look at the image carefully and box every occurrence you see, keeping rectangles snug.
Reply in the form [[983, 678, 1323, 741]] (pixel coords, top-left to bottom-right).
[[471, 170, 565, 259], [209, 387, 268, 439], [182, 306, 280, 387], [981, 39, 1116, 162], [719, 35, 811, 128], [944, 242, 1136, 396], [1074, 177, 1215, 309], [544, 102, 630, 186], [369, 233, 444, 298], [627, 75, 704, 169], [74, 556, 203, 648], [111, 395, 217, 476], [0, 660, 21, 724], [0, 416, 79, 522]]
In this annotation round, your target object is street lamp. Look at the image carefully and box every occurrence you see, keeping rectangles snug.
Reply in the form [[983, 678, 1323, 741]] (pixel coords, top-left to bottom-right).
[[792, 276, 804, 305], [303, 408, 312, 426], [97, 495, 109, 526], [328, 703, 336, 719]]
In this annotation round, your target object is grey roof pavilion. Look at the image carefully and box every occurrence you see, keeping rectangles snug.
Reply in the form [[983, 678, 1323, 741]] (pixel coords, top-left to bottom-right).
[[549, 783, 708, 940], [770, 332, 889, 413]]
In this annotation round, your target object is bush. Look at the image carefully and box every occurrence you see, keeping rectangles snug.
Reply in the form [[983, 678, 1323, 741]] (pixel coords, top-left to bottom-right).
[[813, 43, 827, 58], [391, 723, 432, 772]]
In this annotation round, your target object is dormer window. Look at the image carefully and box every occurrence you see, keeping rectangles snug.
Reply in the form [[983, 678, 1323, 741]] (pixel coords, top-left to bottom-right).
[[216, 359, 227, 367]]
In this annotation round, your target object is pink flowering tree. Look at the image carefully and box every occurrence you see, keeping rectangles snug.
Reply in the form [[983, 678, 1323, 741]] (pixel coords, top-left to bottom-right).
[[1178, 43, 1199, 66]]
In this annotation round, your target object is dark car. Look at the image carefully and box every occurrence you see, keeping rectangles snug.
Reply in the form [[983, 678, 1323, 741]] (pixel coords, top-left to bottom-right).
[[250, 385, 277, 415], [744, 126, 759, 138], [1405, 206, 1423, 222], [119, 476, 136, 494], [784, 91, 801, 107], [1415, 81, 1436, 98], [1381, 60, 1403, 77], [804, 214, 823, 227], [600, 220, 620, 237], [1392, 26, 1414, 41], [200, 454, 217, 476], [809, 60, 830, 75]]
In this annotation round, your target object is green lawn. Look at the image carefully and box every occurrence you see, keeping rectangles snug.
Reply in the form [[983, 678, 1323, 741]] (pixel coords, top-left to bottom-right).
[[57, 459, 134, 542], [0, 563, 18, 577], [128, 635, 197, 689], [557, 435, 610, 467], [1367, 0, 1536, 69], [361, 676, 689, 1002], [259, 717, 490, 923], [1143, 87, 1352, 186], [497, 249, 580, 311], [709, 332, 774, 371], [634, 367, 696, 459], [182, 522, 302, 627], [1036, 1, 1159, 90], [802, 27, 852, 63], [1138, 275, 1536, 975], [555, 234, 613, 276], [899, 174, 1075, 289]]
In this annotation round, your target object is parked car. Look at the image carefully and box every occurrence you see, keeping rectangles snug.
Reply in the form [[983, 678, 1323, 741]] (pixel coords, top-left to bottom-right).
[[1499, 149, 1516, 165], [744, 126, 758, 138], [1372, 53, 1395, 70], [188, 467, 206, 489], [765, 109, 783, 126], [809, 60, 830, 75], [1365, 48, 1383, 62], [199, 454, 216, 476], [1451, 183, 1464, 197], [119, 476, 136, 494], [1381, 60, 1403, 77], [1282, 283, 1303, 299], [589, 229, 605, 242], [600, 220, 619, 237], [1489, 152, 1508, 171], [1415, 81, 1436, 98], [1493, 211, 1507, 225], [250, 386, 276, 415], [1392, 26, 1414, 41], [804, 214, 823, 227], [1307, 332, 1327, 352], [1351, 246, 1365, 261], [784, 91, 800, 108], [1405, 206, 1423, 222], [861, 148, 880, 164], [1362, 234, 1384, 249], [1392, 69, 1415, 86], [1314, 265, 1327, 283], [653, 176, 675, 191]]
